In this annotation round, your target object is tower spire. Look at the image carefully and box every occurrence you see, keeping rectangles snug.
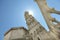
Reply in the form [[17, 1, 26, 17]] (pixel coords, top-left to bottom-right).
[[24, 11, 46, 30]]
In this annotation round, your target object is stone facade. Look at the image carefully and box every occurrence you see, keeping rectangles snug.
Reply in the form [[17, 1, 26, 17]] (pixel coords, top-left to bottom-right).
[[24, 12, 60, 40], [4, 0, 60, 40], [25, 12, 49, 40], [4, 12, 60, 40], [34, 0, 60, 40], [4, 27, 32, 40]]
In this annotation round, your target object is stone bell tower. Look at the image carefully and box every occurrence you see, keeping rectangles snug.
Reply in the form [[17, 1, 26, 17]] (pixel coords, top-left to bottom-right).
[[24, 11, 46, 30], [24, 11, 41, 30], [24, 11, 50, 40]]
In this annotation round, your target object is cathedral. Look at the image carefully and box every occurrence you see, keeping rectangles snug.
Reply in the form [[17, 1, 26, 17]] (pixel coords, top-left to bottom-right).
[[4, 0, 60, 40]]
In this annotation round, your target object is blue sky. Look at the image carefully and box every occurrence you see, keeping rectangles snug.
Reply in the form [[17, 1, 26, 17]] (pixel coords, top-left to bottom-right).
[[0, 0, 60, 40]]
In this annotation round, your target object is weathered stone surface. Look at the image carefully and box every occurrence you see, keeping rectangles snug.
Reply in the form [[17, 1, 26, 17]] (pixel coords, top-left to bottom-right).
[[4, 0, 60, 40], [35, 0, 60, 40], [4, 27, 32, 40]]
